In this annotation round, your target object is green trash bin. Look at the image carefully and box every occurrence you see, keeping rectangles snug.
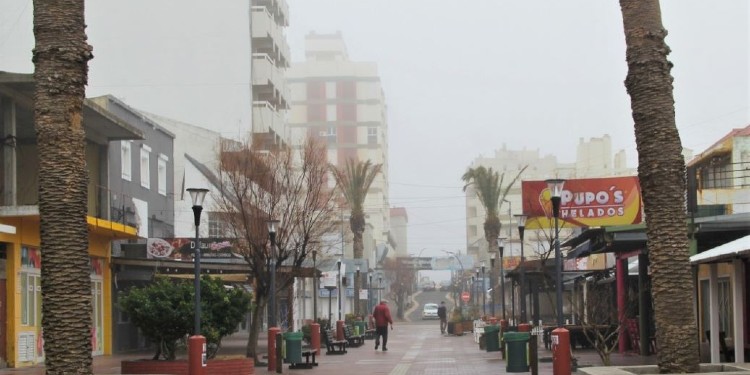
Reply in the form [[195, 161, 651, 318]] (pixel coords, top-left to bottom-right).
[[355, 321, 367, 336], [504, 331, 530, 372], [485, 325, 501, 352], [283, 331, 303, 364]]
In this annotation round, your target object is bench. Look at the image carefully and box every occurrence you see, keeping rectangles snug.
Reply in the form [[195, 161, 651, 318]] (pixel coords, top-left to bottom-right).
[[324, 329, 347, 355], [288, 347, 318, 370], [344, 326, 364, 347]]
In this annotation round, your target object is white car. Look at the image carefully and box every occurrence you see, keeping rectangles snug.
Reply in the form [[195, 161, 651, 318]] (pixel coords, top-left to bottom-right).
[[422, 303, 439, 320]]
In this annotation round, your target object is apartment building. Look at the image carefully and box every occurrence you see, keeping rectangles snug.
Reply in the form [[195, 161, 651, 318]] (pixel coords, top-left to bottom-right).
[[287, 31, 393, 267], [250, 0, 291, 150]]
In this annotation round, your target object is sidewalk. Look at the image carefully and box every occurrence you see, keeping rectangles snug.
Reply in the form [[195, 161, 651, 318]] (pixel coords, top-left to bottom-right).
[[0, 322, 657, 374]]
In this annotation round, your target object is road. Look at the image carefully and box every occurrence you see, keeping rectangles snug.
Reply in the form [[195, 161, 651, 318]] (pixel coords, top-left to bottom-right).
[[406, 289, 453, 323]]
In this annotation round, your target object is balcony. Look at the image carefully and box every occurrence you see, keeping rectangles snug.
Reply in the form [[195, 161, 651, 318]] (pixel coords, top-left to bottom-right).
[[252, 53, 289, 108], [250, 6, 291, 67], [252, 101, 287, 137], [689, 161, 750, 215]]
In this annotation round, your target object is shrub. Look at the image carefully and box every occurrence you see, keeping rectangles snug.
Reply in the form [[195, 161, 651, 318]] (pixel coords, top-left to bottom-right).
[[118, 275, 251, 360]]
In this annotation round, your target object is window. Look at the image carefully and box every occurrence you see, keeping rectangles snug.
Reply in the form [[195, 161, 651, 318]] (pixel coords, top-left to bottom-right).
[[208, 212, 229, 237], [325, 82, 336, 99], [158, 154, 168, 196], [121, 141, 132, 181], [327, 126, 337, 144], [21, 272, 40, 326], [368, 127, 377, 145], [326, 105, 337, 121], [140, 145, 151, 189]]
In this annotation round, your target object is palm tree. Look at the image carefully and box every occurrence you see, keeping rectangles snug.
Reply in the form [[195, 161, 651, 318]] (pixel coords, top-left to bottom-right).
[[461, 165, 526, 318], [619, 0, 699, 372], [32, 0, 95, 373], [330, 159, 382, 316]]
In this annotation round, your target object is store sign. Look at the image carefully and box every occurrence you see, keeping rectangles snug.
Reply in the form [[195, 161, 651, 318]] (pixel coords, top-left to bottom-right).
[[521, 176, 643, 229], [146, 238, 238, 259]]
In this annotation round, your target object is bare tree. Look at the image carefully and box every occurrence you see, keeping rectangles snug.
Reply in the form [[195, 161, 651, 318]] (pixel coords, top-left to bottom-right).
[[578, 280, 621, 366], [382, 258, 416, 319], [214, 138, 338, 363]]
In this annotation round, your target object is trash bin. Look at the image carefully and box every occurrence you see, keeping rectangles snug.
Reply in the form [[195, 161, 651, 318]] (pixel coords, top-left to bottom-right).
[[504, 331, 530, 372], [485, 325, 500, 352], [283, 331, 303, 364], [355, 321, 367, 336]]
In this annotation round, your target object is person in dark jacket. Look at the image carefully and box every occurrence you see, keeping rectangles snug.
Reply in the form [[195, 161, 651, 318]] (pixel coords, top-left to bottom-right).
[[437, 301, 448, 334], [371, 300, 393, 351]]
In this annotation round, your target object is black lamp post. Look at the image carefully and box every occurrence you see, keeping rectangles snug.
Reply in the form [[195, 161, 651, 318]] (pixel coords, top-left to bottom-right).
[[546, 178, 566, 327], [490, 253, 496, 317], [355, 266, 360, 316], [474, 269, 479, 310], [498, 237, 506, 321], [368, 272, 373, 313], [514, 214, 528, 323], [337, 259, 342, 321], [186, 188, 209, 335], [471, 275, 476, 307], [312, 248, 318, 321], [266, 219, 280, 328], [481, 262, 486, 317]]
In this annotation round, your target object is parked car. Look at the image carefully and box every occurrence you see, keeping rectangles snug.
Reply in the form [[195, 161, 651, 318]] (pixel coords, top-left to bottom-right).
[[422, 303, 439, 320]]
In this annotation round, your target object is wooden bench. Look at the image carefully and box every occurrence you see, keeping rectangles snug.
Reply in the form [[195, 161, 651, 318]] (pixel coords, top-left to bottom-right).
[[324, 329, 347, 355], [344, 326, 364, 347], [288, 347, 318, 370]]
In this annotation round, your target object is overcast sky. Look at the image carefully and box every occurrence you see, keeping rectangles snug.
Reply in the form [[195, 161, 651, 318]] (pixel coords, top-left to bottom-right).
[[1, 1, 748, 258]]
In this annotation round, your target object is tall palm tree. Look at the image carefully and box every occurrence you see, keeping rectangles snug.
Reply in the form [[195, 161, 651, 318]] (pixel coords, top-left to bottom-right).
[[32, 0, 94, 374], [461, 165, 526, 318], [619, 0, 699, 372], [330, 159, 382, 316]]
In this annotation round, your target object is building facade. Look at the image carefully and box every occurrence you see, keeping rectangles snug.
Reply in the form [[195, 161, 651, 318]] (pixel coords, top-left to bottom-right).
[[287, 31, 393, 267]]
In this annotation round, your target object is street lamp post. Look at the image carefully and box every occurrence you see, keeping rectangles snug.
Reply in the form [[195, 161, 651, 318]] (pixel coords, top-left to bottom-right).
[[474, 269, 479, 313], [515, 214, 528, 323], [498, 237, 507, 321], [355, 266, 360, 317], [546, 178, 566, 327], [368, 272, 373, 314], [266, 219, 280, 328], [337, 259, 342, 321], [378, 276, 383, 302], [187, 187, 208, 375], [481, 262, 486, 317], [471, 275, 476, 307], [312, 249, 318, 321], [490, 253, 496, 317]]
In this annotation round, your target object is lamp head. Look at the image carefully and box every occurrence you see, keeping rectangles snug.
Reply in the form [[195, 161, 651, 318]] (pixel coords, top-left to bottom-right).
[[266, 219, 280, 234], [336, 259, 341, 270], [187, 188, 209, 207]]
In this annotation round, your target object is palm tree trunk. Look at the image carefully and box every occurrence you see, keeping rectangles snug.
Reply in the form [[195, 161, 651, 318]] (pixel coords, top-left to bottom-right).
[[32, 1, 94, 374], [619, 0, 699, 372]]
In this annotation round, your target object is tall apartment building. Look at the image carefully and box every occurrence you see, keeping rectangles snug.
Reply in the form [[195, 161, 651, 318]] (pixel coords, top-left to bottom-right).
[[287, 32, 393, 266], [465, 135, 635, 263], [250, 0, 291, 149]]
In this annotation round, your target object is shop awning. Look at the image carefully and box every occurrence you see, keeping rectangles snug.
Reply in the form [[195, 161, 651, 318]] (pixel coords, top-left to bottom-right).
[[690, 234, 750, 264]]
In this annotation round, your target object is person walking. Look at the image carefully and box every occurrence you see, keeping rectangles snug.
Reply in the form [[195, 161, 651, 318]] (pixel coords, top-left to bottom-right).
[[438, 301, 448, 334], [371, 299, 393, 351]]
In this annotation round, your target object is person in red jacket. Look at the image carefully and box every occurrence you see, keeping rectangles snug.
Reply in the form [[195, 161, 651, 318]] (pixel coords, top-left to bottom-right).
[[371, 299, 393, 351]]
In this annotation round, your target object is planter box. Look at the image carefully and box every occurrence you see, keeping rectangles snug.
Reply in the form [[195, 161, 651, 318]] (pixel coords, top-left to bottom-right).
[[463, 321, 474, 332], [122, 356, 254, 375], [447, 321, 463, 336]]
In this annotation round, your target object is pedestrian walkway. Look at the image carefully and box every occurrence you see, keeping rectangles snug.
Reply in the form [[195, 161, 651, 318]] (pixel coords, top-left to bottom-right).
[[0, 322, 658, 374]]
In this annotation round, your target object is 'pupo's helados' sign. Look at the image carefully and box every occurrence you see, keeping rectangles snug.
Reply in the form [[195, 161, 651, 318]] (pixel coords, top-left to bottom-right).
[[521, 176, 643, 229]]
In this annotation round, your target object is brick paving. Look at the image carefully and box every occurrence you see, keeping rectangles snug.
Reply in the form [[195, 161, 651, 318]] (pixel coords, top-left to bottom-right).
[[0, 321, 660, 374]]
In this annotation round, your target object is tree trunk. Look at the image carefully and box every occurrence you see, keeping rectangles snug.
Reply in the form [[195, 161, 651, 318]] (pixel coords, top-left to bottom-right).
[[32, 1, 94, 374], [619, 0, 699, 372], [245, 298, 266, 363]]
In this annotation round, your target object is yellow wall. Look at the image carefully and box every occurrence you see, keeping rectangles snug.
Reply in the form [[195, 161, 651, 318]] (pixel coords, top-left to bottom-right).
[[0, 216, 132, 367]]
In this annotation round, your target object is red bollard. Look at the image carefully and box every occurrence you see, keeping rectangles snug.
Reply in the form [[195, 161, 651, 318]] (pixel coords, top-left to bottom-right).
[[518, 323, 531, 332], [267, 327, 281, 372], [551, 327, 571, 375], [188, 335, 206, 375], [311, 323, 321, 355], [336, 320, 345, 341]]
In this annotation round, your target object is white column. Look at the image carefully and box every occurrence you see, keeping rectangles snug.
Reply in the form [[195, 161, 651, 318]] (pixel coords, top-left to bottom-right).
[[709, 263, 721, 363], [733, 259, 745, 363]]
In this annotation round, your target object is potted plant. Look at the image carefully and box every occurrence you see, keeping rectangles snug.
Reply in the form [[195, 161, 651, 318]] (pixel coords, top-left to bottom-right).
[[447, 308, 463, 336]]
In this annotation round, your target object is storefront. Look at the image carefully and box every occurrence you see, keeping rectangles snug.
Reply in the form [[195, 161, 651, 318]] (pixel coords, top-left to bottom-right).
[[0, 216, 136, 368]]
